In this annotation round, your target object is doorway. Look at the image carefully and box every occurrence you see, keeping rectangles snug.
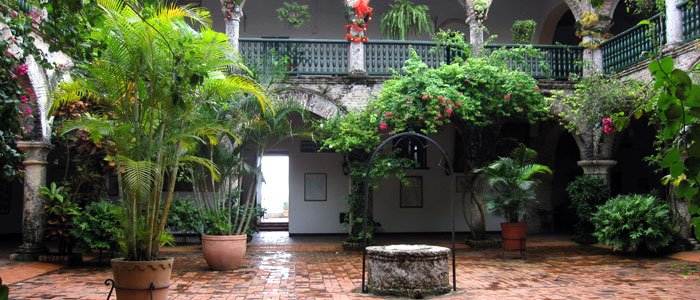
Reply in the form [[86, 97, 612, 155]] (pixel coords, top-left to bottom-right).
[[259, 154, 289, 224]]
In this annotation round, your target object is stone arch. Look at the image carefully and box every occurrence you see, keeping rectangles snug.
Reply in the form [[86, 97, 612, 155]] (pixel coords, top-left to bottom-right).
[[278, 88, 348, 119], [539, 2, 571, 44], [437, 18, 469, 36]]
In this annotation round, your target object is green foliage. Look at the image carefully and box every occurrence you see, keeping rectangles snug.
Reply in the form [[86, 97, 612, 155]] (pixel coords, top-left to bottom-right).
[[624, 0, 665, 15], [0, 276, 7, 300], [276, 2, 311, 28], [165, 197, 202, 234], [591, 194, 673, 252], [41, 182, 81, 254], [56, 0, 267, 261], [511, 20, 536, 44], [476, 145, 552, 223], [566, 175, 609, 244], [202, 202, 265, 236], [71, 200, 121, 257], [380, 0, 433, 40]]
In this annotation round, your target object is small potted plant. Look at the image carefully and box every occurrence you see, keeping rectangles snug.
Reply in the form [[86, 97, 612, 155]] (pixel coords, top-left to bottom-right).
[[282, 201, 289, 217], [475, 144, 551, 256], [277, 2, 311, 28]]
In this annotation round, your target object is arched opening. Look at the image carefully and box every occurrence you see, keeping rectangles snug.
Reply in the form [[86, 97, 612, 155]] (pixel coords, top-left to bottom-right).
[[540, 2, 573, 44], [609, 116, 663, 197], [552, 10, 578, 45], [551, 131, 581, 233]]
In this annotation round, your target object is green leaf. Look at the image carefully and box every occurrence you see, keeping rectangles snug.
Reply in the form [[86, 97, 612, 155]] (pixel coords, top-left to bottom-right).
[[688, 204, 700, 215], [662, 149, 681, 168], [660, 57, 674, 74], [671, 161, 686, 178]]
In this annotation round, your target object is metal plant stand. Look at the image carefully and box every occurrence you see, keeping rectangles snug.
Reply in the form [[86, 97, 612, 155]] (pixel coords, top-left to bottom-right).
[[501, 236, 526, 260], [360, 132, 457, 294], [104, 279, 170, 300]]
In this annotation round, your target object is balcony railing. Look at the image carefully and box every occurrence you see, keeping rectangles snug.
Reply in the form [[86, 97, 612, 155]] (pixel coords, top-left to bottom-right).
[[241, 38, 582, 79], [484, 44, 583, 79], [680, 0, 700, 41], [239, 38, 348, 75], [601, 13, 666, 74], [365, 40, 445, 75]]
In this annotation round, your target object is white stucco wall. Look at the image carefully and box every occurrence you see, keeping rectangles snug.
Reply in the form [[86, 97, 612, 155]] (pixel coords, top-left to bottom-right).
[[201, 0, 569, 43]]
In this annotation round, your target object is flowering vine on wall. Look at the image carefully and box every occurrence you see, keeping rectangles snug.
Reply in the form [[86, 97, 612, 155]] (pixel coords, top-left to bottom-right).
[[575, 12, 612, 50], [344, 0, 373, 43]]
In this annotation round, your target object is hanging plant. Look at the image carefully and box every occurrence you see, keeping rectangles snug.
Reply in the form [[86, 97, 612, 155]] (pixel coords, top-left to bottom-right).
[[276, 2, 311, 28], [511, 19, 536, 44], [344, 0, 373, 43], [379, 0, 433, 40], [473, 0, 490, 28], [575, 12, 612, 49]]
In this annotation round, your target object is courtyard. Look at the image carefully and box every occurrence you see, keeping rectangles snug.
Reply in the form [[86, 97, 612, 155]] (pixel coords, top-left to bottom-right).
[[2, 232, 700, 299]]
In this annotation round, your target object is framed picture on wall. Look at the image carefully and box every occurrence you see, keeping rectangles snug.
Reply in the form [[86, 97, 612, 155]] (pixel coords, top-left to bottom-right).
[[400, 176, 423, 208], [304, 173, 327, 201]]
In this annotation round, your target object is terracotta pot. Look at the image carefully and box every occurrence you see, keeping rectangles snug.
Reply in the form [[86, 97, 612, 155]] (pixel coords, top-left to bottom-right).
[[201, 234, 247, 270], [111, 257, 173, 300], [500, 222, 527, 250]]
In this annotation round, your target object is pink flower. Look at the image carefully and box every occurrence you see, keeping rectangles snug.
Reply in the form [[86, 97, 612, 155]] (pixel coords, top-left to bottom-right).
[[20, 95, 28, 103], [404, 115, 409, 120], [384, 112, 394, 118], [602, 118, 616, 133], [504, 94, 511, 100], [567, 76, 573, 81], [15, 64, 28, 76], [446, 108, 453, 115], [438, 95, 444, 101], [418, 116, 423, 120], [379, 122, 388, 130], [17, 136, 23, 140], [533, 86, 540, 91], [422, 94, 428, 100], [456, 101, 463, 107], [407, 96, 412, 100], [23, 108, 32, 116], [517, 108, 523, 113], [434, 106, 439, 110]]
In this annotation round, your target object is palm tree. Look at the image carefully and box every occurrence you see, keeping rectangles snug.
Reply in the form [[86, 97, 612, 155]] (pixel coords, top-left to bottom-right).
[[53, 0, 267, 261], [475, 145, 552, 223]]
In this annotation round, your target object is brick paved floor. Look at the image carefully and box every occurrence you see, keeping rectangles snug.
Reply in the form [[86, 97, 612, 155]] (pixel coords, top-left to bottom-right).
[[3, 239, 700, 299]]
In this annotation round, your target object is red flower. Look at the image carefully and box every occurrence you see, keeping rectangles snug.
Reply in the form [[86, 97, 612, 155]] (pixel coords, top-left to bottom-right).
[[422, 94, 428, 100], [446, 108, 453, 115], [533, 86, 540, 91], [15, 64, 28, 76], [407, 96, 412, 100], [23, 108, 32, 116], [385, 112, 394, 117], [504, 94, 511, 100], [456, 101, 463, 107], [438, 95, 444, 101], [353, 0, 373, 18], [437, 113, 443, 118], [20, 95, 28, 103], [567, 76, 573, 81], [418, 116, 424, 120], [602, 118, 616, 133], [379, 122, 388, 130]]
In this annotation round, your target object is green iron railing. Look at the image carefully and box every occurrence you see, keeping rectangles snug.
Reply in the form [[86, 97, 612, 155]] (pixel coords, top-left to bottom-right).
[[601, 13, 666, 73], [365, 40, 445, 75], [484, 44, 583, 79], [679, 0, 700, 41], [239, 38, 349, 75]]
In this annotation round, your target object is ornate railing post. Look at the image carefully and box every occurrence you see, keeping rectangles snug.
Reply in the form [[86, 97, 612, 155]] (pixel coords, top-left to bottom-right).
[[666, 0, 684, 45]]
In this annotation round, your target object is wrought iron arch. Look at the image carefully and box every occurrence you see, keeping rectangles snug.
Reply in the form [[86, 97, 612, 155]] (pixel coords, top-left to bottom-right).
[[361, 132, 457, 293]]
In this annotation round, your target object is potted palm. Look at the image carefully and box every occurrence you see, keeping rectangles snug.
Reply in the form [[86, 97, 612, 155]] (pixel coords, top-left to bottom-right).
[[54, 0, 266, 298], [475, 144, 551, 255]]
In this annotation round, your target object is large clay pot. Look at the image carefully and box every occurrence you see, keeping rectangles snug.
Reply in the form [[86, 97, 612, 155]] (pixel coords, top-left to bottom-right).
[[201, 234, 247, 270], [500, 222, 527, 251], [111, 257, 173, 300]]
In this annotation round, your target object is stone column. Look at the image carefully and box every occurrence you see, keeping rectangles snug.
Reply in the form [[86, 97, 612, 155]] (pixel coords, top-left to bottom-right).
[[577, 159, 617, 185], [665, 0, 684, 46], [10, 141, 53, 261], [221, 0, 245, 53]]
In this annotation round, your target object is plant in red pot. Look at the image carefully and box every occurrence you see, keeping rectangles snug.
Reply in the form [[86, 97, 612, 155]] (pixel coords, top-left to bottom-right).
[[476, 144, 551, 258]]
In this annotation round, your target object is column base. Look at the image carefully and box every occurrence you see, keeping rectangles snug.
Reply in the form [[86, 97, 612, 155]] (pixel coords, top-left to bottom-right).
[[577, 159, 617, 184], [10, 244, 49, 261]]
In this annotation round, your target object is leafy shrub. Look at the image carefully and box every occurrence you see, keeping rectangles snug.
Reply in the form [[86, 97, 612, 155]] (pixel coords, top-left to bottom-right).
[[203, 204, 265, 239], [591, 194, 673, 252], [0, 275, 7, 300], [166, 197, 202, 234], [511, 19, 536, 44], [71, 200, 121, 260], [41, 182, 81, 254], [566, 175, 609, 244]]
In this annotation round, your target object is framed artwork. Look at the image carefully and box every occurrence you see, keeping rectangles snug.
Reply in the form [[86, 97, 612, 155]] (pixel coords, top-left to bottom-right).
[[400, 176, 423, 208], [304, 173, 327, 201]]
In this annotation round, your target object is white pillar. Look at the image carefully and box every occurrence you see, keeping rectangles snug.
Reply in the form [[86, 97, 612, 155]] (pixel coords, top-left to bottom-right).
[[665, 0, 684, 46]]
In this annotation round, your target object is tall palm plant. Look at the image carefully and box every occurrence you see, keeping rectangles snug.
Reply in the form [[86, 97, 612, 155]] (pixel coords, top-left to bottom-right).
[[475, 145, 552, 223], [380, 0, 433, 40], [53, 0, 267, 261]]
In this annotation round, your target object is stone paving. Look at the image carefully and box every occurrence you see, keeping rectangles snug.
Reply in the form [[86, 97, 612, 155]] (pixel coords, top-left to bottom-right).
[[2, 233, 700, 299]]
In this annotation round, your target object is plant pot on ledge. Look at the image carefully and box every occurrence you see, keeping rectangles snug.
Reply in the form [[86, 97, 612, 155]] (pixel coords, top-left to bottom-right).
[[111, 257, 173, 300], [201, 234, 247, 270]]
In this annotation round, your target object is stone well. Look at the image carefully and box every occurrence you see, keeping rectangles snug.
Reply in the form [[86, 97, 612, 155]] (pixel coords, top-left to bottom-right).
[[366, 244, 451, 298]]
